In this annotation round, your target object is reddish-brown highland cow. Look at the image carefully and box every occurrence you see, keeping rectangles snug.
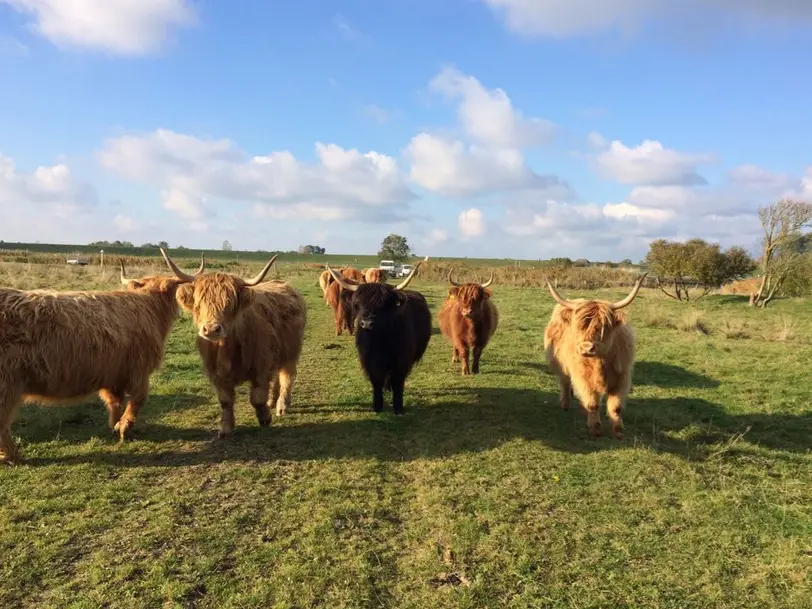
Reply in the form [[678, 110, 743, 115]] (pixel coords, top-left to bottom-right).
[[437, 270, 499, 375], [0, 257, 205, 464], [543, 274, 646, 439], [325, 273, 360, 335], [162, 250, 307, 438], [362, 268, 386, 284]]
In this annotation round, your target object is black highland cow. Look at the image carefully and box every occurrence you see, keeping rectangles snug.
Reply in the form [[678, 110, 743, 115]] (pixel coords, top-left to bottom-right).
[[326, 263, 431, 414]]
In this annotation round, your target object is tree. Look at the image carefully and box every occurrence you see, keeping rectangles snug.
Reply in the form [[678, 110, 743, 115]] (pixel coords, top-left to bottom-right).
[[297, 244, 326, 255], [378, 234, 411, 261], [222, 240, 233, 251], [646, 238, 756, 302], [158, 240, 169, 249], [750, 199, 812, 308]]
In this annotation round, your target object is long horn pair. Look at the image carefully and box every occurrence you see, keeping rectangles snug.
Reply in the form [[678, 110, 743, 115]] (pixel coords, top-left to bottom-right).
[[121, 252, 205, 285], [160, 249, 278, 286], [545, 273, 648, 310], [448, 269, 494, 288]]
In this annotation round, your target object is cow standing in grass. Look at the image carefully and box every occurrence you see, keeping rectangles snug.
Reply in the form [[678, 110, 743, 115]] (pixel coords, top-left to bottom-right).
[[325, 274, 360, 336], [362, 268, 386, 284], [161, 250, 306, 437], [437, 270, 498, 375], [326, 263, 430, 414], [543, 275, 646, 439], [0, 259, 205, 463]]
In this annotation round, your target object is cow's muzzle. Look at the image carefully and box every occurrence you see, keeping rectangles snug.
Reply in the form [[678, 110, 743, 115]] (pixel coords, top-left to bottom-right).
[[578, 341, 597, 356], [200, 322, 225, 341], [358, 316, 375, 330]]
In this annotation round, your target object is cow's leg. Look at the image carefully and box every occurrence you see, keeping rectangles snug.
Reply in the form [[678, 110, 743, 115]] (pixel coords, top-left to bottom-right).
[[269, 370, 281, 414], [471, 344, 484, 374], [558, 376, 573, 410], [451, 347, 459, 363], [275, 363, 297, 416], [372, 380, 384, 413], [460, 344, 471, 375], [390, 374, 406, 415], [114, 378, 149, 442], [578, 391, 603, 438], [0, 392, 22, 464], [215, 385, 236, 439], [250, 377, 272, 428], [98, 389, 125, 430], [605, 393, 626, 440]]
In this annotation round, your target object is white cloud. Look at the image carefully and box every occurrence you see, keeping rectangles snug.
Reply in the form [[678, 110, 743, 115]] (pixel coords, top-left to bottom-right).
[[429, 66, 557, 149], [593, 138, 716, 186], [333, 15, 361, 40], [405, 133, 570, 198], [602, 201, 675, 221], [458, 208, 486, 237], [481, 0, 812, 38], [0, 153, 97, 209], [112, 214, 142, 232], [364, 104, 396, 124], [99, 129, 416, 222], [587, 131, 610, 151], [426, 228, 449, 244], [1, 0, 195, 56]]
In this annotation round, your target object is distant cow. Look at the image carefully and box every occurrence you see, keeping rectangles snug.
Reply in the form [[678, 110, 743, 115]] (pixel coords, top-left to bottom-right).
[[0, 260, 204, 463], [543, 275, 646, 439], [340, 266, 364, 283], [362, 268, 386, 284], [437, 270, 498, 375], [326, 262, 430, 414], [161, 250, 306, 437], [318, 269, 335, 304], [325, 274, 360, 335]]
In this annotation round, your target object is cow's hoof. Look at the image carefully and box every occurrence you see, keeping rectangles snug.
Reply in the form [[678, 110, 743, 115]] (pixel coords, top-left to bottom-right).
[[216, 428, 233, 440], [114, 419, 133, 442], [611, 427, 624, 440], [588, 426, 603, 438]]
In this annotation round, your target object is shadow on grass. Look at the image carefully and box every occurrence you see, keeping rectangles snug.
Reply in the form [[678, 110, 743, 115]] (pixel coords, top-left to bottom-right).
[[633, 361, 720, 389], [22, 387, 811, 467], [711, 295, 752, 306], [13, 393, 210, 445]]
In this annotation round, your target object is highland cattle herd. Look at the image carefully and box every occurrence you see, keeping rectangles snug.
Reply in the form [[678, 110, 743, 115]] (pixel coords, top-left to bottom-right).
[[0, 250, 647, 464]]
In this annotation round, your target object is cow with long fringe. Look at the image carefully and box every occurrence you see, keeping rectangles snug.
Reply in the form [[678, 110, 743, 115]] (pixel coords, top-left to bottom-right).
[[543, 275, 646, 439], [325, 274, 359, 335], [161, 250, 306, 438], [326, 263, 430, 414], [362, 268, 386, 284], [437, 270, 498, 375], [0, 257, 205, 464]]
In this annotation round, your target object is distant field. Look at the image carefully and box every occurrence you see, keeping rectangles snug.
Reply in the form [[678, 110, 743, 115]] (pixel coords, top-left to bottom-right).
[[0, 261, 809, 608], [0, 241, 541, 268]]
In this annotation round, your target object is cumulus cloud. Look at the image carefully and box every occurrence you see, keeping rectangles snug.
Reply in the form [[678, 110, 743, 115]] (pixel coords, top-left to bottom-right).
[[593, 138, 716, 186], [458, 208, 486, 237], [0, 153, 97, 210], [1, 0, 196, 56], [429, 66, 557, 149], [405, 133, 569, 197], [98, 129, 416, 222], [481, 0, 812, 38]]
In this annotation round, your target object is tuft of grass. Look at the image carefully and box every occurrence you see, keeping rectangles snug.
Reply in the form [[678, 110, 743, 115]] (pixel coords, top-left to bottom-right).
[[678, 310, 710, 335], [772, 315, 798, 342], [720, 318, 750, 340]]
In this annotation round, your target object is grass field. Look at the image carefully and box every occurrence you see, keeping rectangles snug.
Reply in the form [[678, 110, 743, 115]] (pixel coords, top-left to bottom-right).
[[1, 260, 810, 609]]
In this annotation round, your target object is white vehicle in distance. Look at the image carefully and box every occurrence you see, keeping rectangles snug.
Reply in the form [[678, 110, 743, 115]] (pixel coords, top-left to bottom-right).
[[379, 259, 396, 277], [399, 263, 414, 277]]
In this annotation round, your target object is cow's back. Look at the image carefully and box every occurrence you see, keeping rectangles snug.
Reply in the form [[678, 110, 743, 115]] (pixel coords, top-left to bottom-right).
[[233, 282, 307, 374], [0, 288, 175, 400]]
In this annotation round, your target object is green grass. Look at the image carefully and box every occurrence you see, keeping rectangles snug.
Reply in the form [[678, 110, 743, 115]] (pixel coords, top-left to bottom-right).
[[1, 265, 810, 608]]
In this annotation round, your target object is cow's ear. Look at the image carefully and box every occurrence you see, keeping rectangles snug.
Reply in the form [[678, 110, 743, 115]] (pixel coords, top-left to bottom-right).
[[482, 288, 492, 299], [239, 285, 255, 308], [127, 280, 145, 290], [176, 283, 195, 311], [448, 287, 459, 299], [557, 307, 572, 323]]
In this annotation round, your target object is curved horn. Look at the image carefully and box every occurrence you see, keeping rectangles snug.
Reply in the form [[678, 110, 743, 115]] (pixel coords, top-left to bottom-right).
[[480, 271, 494, 288], [609, 273, 648, 310], [119, 259, 130, 285], [448, 269, 462, 287], [395, 261, 422, 291], [326, 264, 358, 291], [243, 254, 279, 287], [160, 248, 196, 282], [545, 279, 577, 310], [194, 253, 205, 275]]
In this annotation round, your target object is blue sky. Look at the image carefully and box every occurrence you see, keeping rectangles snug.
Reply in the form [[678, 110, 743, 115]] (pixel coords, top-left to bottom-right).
[[1, 0, 811, 261]]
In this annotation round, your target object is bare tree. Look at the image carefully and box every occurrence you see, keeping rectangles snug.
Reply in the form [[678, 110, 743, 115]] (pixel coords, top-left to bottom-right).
[[750, 199, 812, 308]]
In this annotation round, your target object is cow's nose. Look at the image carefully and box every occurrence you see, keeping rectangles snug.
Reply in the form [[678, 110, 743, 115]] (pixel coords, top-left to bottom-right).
[[203, 323, 222, 336]]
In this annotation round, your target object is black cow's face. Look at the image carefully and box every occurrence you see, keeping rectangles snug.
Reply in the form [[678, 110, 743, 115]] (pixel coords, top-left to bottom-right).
[[352, 283, 402, 332]]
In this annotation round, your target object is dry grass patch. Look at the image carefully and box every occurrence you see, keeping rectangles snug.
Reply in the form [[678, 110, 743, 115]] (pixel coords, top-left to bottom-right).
[[720, 318, 751, 340], [678, 310, 710, 335]]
